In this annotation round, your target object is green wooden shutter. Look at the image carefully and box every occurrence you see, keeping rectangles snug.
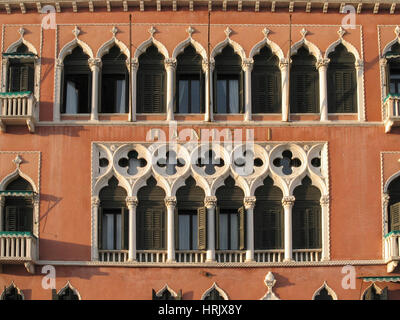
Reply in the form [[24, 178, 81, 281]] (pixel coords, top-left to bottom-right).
[[153, 208, 165, 249], [18, 207, 33, 232], [215, 207, 220, 250], [5, 206, 17, 231], [252, 73, 265, 113], [390, 202, 400, 231], [144, 208, 153, 249], [292, 207, 305, 249], [20, 64, 34, 92], [238, 206, 246, 250], [98, 207, 103, 250], [9, 66, 21, 92], [197, 207, 207, 250]]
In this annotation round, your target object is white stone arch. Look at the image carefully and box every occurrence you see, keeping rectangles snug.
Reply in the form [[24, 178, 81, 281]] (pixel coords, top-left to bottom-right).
[[382, 37, 400, 58], [250, 173, 286, 199], [249, 37, 285, 61], [190, 173, 212, 197], [201, 282, 229, 300], [172, 36, 207, 61], [170, 172, 206, 198], [0, 168, 38, 193], [96, 37, 130, 60], [6, 38, 38, 55], [154, 284, 181, 299], [290, 38, 322, 61], [93, 172, 131, 199], [210, 174, 246, 198], [133, 37, 169, 60], [324, 38, 361, 62], [57, 281, 81, 300], [231, 175, 251, 197], [360, 282, 385, 300], [211, 38, 246, 62], [0, 282, 24, 300], [134, 174, 170, 198], [312, 281, 338, 300], [384, 170, 400, 193], [289, 172, 326, 197], [58, 38, 94, 61]]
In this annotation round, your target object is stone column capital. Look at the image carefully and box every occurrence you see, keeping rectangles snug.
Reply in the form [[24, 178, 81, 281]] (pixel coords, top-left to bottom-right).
[[320, 195, 329, 206], [88, 58, 102, 71], [126, 196, 138, 208], [165, 196, 177, 208], [202, 59, 215, 73], [316, 58, 330, 69], [0, 196, 5, 206], [282, 196, 295, 208], [164, 58, 177, 70], [380, 57, 388, 68], [204, 196, 217, 209], [355, 59, 364, 70], [91, 196, 100, 207], [33, 193, 40, 205], [383, 193, 390, 206], [242, 58, 254, 72], [244, 196, 256, 210], [279, 58, 289, 70]]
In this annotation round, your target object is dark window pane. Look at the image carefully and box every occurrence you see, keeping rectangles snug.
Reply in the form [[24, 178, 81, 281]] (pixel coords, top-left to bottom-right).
[[217, 80, 227, 113], [229, 79, 239, 113], [178, 80, 189, 113], [191, 80, 200, 113], [179, 214, 190, 250], [64, 75, 90, 114]]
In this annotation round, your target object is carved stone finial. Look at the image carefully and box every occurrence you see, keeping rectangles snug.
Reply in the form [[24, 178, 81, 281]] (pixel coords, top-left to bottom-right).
[[187, 26, 195, 37], [111, 26, 118, 37], [261, 272, 280, 300], [18, 27, 25, 38], [395, 26, 400, 38], [224, 26, 232, 38], [300, 28, 308, 38], [149, 26, 157, 37], [337, 26, 346, 39], [13, 155, 23, 168], [262, 27, 270, 38], [73, 26, 80, 38]]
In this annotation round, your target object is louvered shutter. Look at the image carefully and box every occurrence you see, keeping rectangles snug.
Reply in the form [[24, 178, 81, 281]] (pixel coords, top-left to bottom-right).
[[5, 206, 17, 231], [144, 208, 153, 249], [197, 207, 207, 250], [390, 202, 400, 231], [18, 207, 33, 232], [293, 207, 305, 249], [215, 207, 220, 250], [153, 208, 164, 249], [20, 64, 34, 92], [252, 74, 266, 113], [238, 206, 246, 250], [9, 66, 21, 92]]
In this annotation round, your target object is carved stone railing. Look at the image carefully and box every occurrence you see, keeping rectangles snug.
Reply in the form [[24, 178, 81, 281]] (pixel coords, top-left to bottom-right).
[[254, 250, 285, 262], [215, 250, 246, 263], [292, 249, 322, 262], [0, 91, 37, 133], [384, 94, 400, 133], [175, 250, 207, 263], [0, 232, 37, 262], [136, 250, 168, 263], [98, 249, 128, 262], [384, 231, 400, 273]]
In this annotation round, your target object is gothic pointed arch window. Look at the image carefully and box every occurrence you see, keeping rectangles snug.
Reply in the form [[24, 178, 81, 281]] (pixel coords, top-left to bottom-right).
[[385, 42, 400, 95], [100, 45, 129, 113], [5, 43, 35, 93], [254, 177, 283, 250], [312, 282, 337, 300], [215, 176, 245, 251], [201, 283, 229, 300], [62, 46, 92, 114], [327, 44, 357, 113], [362, 283, 388, 300], [99, 177, 128, 252], [292, 176, 322, 250], [52, 282, 80, 300], [387, 175, 400, 232], [214, 45, 244, 114], [137, 177, 166, 250], [152, 285, 182, 300], [290, 46, 319, 113], [176, 177, 205, 250], [176, 45, 204, 114], [252, 46, 281, 113], [1, 282, 24, 300], [137, 45, 166, 113], [2, 176, 34, 232]]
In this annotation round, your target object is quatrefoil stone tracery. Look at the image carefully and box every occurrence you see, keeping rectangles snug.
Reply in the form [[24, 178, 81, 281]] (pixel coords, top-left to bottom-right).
[[118, 150, 147, 175], [156, 150, 185, 175], [273, 150, 301, 175], [196, 149, 225, 175]]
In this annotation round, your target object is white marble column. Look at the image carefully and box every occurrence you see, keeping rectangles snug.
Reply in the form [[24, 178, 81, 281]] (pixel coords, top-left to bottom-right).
[[316, 58, 330, 122], [126, 196, 138, 262], [1, 57, 9, 93], [54, 59, 64, 122], [129, 59, 139, 122], [32, 194, 40, 238], [91, 196, 100, 261], [88, 58, 102, 121], [282, 196, 295, 262], [383, 193, 390, 236], [205, 196, 217, 262], [242, 59, 254, 121], [203, 60, 215, 122], [0, 196, 4, 232], [165, 196, 177, 262], [355, 59, 365, 121], [320, 195, 329, 261], [279, 59, 290, 122], [244, 196, 256, 262], [165, 58, 177, 121]]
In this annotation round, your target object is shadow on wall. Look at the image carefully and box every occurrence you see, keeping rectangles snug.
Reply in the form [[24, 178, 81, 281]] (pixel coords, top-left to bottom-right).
[[39, 238, 92, 263], [39, 193, 62, 233], [37, 124, 87, 138]]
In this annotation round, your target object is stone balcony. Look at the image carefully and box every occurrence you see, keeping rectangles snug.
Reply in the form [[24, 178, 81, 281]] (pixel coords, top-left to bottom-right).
[[384, 231, 400, 273], [0, 91, 37, 133], [384, 94, 400, 133]]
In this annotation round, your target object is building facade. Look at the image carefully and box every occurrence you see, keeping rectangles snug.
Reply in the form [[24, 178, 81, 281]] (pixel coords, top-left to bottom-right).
[[0, 0, 400, 300]]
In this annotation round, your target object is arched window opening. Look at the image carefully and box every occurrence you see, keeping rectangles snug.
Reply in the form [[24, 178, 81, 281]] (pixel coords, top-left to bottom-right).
[[152, 285, 182, 300], [254, 177, 283, 250], [62, 46, 92, 114], [215, 176, 245, 250], [385, 42, 400, 95], [52, 283, 80, 300], [137, 177, 166, 250], [252, 46, 281, 113], [362, 283, 388, 300], [137, 45, 166, 113], [99, 177, 128, 252], [3, 176, 34, 232], [292, 176, 322, 249], [201, 283, 228, 300], [290, 46, 319, 113], [214, 45, 243, 114], [176, 45, 204, 114], [327, 44, 357, 113], [1, 283, 23, 300], [176, 177, 205, 250], [100, 45, 128, 113], [6, 43, 35, 93], [388, 176, 400, 232]]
